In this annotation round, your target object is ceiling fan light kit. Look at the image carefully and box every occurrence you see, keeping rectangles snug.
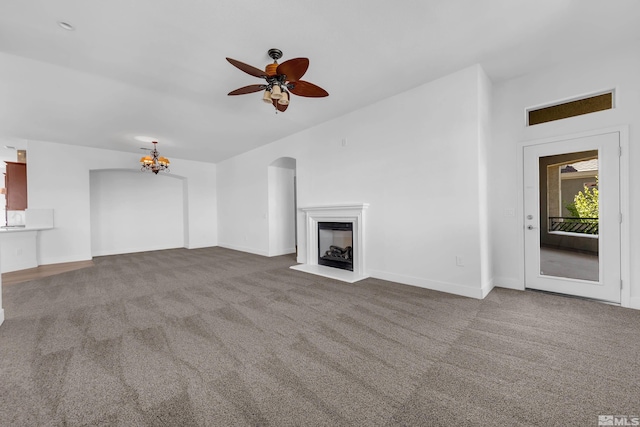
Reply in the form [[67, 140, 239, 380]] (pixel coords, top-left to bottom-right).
[[226, 48, 328, 113]]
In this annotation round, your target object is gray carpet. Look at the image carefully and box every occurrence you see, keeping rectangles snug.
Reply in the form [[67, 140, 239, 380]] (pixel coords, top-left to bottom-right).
[[0, 247, 638, 426]]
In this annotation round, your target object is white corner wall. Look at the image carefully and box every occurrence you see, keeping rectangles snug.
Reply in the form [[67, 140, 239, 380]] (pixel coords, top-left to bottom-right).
[[477, 66, 494, 297], [490, 42, 640, 308], [218, 64, 492, 298], [27, 141, 217, 265]]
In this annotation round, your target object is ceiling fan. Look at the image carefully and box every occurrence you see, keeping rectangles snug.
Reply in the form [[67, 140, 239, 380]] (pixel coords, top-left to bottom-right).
[[226, 48, 328, 113]]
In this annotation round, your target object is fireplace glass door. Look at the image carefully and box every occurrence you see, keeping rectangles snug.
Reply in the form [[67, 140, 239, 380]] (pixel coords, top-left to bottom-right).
[[318, 222, 353, 271]]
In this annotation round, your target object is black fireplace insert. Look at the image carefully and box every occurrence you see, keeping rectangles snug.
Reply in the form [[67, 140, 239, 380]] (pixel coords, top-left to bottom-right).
[[318, 222, 353, 271]]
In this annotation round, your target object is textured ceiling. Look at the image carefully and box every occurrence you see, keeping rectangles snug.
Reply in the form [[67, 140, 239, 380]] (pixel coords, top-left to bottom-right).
[[0, 0, 639, 163]]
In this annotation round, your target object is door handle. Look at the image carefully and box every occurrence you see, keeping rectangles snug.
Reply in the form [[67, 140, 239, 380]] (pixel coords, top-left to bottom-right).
[[527, 225, 537, 230]]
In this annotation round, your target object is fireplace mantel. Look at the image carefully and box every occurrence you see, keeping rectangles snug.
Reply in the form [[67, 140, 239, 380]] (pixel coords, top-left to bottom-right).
[[291, 203, 369, 283]]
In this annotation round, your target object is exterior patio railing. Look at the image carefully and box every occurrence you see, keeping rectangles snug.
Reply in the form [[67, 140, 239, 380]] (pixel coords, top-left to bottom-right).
[[548, 217, 598, 235]]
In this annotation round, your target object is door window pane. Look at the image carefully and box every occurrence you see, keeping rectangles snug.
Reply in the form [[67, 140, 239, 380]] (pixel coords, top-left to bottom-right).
[[539, 151, 599, 281]]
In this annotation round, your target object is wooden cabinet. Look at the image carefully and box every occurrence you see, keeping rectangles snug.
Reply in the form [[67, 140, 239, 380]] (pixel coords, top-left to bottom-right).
[[5, 161, 27, 211]]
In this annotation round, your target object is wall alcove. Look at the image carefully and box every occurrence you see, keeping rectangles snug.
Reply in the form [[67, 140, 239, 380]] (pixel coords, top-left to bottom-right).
[[89, 169, 188, 256]]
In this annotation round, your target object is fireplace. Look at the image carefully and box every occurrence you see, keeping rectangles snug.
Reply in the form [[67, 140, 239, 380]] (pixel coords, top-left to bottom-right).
[[290, 203, 369, 283], [318, 222, 353, 271]]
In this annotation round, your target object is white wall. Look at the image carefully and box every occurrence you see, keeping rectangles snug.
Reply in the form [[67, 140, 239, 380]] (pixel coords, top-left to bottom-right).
[[218, 65, 492, 298], [268, 165, 296, 256], [90, 170, 185, 256], [27, 141, 217, 265], [490, 42, 640, 308]]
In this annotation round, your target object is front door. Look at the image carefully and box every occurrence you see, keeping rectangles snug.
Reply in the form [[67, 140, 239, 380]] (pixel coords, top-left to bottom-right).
[[523, 131, 620, 303]]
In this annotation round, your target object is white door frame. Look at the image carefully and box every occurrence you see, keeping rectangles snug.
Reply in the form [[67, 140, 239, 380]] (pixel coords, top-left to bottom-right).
[[517, 126, 630, 307]]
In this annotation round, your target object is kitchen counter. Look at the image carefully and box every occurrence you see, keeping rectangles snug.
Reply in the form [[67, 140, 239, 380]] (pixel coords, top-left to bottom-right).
[[0, 226, 54, 232], [0, 209, 54, 273]]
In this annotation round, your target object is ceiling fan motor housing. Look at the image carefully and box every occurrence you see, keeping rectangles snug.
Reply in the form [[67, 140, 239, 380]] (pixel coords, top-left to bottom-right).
[[265, 63, 278, 76], [266, 49, 283, 76]]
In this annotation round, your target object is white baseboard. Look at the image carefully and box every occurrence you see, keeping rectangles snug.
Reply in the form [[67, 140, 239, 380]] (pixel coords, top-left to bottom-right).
[[492, 276, 525, 290], [369, 269, 485, 299], [185, 243, 218, 250], [0, 308, 4, 326], [92, 244, 185, 257], [481, 279, 495, 298], [40, 254, 92, 266], [628, 297, 640, 310], [218, 243, 269, 257], [268, 247, 296, 257], [44, 246, 219, 264]]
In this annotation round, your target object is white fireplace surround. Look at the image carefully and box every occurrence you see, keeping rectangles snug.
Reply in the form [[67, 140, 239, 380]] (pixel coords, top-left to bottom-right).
[[290, 203, 369, 283]]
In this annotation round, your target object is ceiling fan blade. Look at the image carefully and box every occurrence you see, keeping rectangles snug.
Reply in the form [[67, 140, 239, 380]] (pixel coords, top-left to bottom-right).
[[226, 57, 266, 78], [272, 97, 289, 112], [276, 58, 309, 82], [228, 84, 266, 96], [289, 80, 329, 97]]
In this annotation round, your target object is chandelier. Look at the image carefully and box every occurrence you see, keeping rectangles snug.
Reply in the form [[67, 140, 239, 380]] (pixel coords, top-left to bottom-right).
[[140, 141, 170, 174]]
